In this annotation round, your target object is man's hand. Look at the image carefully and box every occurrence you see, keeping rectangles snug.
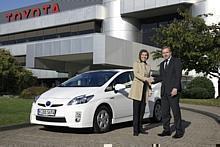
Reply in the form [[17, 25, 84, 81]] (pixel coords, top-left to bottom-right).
[[171, 88, 178, 97]]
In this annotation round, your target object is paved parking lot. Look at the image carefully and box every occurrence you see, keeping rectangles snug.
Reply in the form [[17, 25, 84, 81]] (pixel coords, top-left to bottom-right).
[[0, 109, 219, 147]]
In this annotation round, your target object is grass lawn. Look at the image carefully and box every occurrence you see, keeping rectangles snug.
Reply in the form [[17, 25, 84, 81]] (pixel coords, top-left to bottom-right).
[[0, 97, 33, 127], [0, 96, 219, 127], [180, 98, 220, 107]]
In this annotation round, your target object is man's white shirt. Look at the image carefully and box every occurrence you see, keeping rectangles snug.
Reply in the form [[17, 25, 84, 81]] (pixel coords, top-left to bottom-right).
[[164, 56, 172, 69]]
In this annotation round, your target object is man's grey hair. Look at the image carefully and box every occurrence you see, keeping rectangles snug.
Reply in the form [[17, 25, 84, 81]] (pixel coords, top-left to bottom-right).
[[162, 46, 172, 52]]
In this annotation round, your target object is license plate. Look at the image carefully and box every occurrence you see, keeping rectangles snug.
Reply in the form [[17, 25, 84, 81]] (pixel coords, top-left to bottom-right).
[[37, 109, 56, 116]]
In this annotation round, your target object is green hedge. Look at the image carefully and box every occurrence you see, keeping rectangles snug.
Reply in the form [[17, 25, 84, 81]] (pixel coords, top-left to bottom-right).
[[0, 48, 37, 95], [182, 77, 215, 99], [20, 86, 49, 99]]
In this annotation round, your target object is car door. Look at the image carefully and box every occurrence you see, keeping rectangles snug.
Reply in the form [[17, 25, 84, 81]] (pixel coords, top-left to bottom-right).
[[105, 71, 133, 119]]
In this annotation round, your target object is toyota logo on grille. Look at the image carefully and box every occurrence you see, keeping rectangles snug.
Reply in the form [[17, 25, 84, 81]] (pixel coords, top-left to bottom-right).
[[46, 101, 51, 107]]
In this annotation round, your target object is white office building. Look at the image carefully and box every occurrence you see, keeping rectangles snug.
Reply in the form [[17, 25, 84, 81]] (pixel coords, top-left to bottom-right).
[[0, 0, 219, 96]]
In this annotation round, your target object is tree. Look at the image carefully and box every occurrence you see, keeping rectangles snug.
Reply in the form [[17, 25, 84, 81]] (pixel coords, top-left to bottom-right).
[[0, 48, 37, 95], [152, 9, 220, 97]]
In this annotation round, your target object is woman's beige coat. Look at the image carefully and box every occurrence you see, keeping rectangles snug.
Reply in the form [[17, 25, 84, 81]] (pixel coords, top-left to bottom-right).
[[128, 60, 151, 103]]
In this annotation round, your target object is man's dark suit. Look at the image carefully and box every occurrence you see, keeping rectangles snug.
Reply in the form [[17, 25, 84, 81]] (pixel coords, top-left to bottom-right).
[[154, 57, 184, 135]]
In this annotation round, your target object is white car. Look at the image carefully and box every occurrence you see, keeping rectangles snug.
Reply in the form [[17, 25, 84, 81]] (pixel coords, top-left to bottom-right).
[[30, 69, 162, 133]]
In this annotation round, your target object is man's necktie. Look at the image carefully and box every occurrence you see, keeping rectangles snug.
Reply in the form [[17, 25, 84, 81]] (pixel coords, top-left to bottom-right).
[[164, 59, 168, 70]]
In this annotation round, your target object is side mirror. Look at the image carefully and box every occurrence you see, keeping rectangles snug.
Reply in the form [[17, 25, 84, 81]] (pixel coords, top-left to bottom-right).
[[105, 86, 114, 92], [114, 84, 126, 93]]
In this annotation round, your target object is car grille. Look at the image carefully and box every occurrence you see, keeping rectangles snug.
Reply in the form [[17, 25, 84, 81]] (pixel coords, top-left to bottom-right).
[[37, 103, 63, 107], [51, 104, 63, 107], [36, 116, 66, 123], [38, 103, 45, 107]]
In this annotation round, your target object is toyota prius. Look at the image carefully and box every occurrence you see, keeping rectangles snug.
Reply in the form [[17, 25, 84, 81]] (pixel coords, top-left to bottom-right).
[[30, 69, 162, 133]]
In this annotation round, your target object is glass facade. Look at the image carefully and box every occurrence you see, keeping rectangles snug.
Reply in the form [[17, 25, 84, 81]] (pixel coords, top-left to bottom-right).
[[140, 13, 182, 47], [0, 20, 102, 46]]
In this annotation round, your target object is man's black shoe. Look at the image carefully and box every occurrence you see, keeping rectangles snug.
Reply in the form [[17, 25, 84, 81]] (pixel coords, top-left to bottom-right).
[[172, 133, 184, 139], [133, 133, 139, 136], [158, 131, 171, 137]]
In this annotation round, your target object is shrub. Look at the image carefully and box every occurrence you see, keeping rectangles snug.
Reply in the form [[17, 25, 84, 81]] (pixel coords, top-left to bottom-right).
[[20, 86, 49, 99], [182, 87, 210, 99], [182, 77, 215, 99], [0, 48, 37, 95]]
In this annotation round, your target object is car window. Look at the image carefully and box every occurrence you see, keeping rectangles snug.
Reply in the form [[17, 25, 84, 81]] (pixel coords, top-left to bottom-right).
[[115, 72, 132, 84], [59, 71, 117, 87], [105, 71, 133, 92]]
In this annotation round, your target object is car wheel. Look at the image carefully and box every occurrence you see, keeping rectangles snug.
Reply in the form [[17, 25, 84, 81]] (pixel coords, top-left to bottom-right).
[[153, 100, 162, 122], [93, 105, 112, 133]]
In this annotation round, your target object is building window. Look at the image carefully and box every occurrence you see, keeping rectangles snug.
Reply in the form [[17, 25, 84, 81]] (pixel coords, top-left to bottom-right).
[[140, 13, 182, 47], [0, 20, 103, 46]]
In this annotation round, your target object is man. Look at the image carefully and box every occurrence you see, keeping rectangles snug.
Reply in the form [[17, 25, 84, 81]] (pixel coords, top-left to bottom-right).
[[152, 46, 184, 139]]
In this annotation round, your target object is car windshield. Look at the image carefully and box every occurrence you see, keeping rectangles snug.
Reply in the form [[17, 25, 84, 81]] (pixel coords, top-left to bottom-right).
[[58, 71, 118, 87]]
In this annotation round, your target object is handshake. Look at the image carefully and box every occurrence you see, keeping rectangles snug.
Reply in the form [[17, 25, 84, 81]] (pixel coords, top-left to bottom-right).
[[144, 77, 154, 97], [144, 77, 154, 85]]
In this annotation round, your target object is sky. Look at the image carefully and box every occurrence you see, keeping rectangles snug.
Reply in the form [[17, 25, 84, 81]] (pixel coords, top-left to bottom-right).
[[0, 0, 49, 12]]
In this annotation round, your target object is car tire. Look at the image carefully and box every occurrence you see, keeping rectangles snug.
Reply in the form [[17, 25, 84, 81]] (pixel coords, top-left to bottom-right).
[[93, 105, 112, 133], [152, 100, 162, 122]]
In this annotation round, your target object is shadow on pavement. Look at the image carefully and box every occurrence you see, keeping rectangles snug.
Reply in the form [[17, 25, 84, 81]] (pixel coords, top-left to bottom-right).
[[170, 120, 191, 134], [39, 118, 162, 134], [40, 126, 93, 134], [39, 119, 191, 134], [142, 119, 191, 134], [109, 118, 160, 132]]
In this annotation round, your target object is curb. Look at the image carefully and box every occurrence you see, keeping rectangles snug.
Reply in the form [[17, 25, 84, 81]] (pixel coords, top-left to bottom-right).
[[181, 106, 220, 124], [0, 123, 33, 132]]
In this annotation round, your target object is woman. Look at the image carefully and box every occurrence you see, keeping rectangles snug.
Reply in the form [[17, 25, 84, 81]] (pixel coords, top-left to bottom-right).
[[128, 49, 152, 136]]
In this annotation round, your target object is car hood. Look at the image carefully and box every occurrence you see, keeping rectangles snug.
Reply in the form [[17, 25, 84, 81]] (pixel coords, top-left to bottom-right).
[[40, 87, 100, 99]]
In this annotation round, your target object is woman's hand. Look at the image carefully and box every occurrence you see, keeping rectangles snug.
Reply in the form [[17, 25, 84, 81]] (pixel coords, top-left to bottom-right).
[[145, 77, 152, 85]]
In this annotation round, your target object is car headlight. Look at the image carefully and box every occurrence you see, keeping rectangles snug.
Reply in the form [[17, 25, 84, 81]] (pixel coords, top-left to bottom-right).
[[34, 95, 40, 103], [67, 95, 94, 105]]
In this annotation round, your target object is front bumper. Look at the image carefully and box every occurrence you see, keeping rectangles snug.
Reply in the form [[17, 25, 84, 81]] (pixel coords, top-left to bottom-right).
[[30, 102, 95, 128]]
